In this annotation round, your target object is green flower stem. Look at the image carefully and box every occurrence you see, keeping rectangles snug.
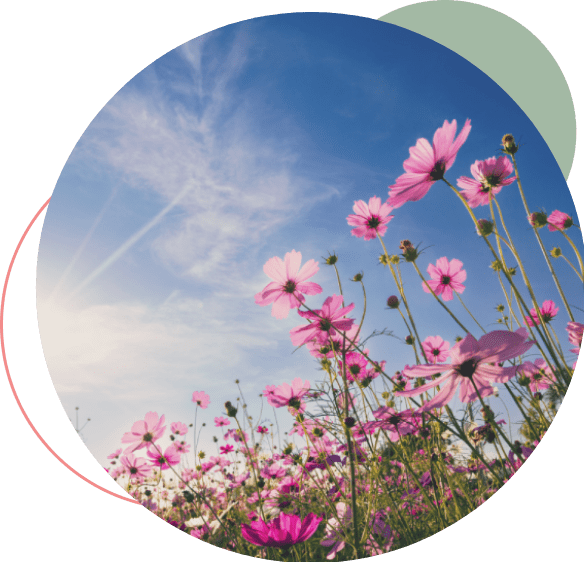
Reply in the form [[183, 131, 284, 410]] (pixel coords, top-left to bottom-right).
[[411, 260, 471, 334], [455, 291, 486, 333], [378, 233, 428, 363], [510, 154, 574, 321], [491, 197, 566, 362], [560, 228, 584, 278], [560, 253, 583, 282], [445, 178, 568, 378]]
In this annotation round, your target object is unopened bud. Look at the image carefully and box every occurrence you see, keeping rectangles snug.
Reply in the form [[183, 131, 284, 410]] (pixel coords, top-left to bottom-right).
[[405, 335, 415, 345], [501, 134, 518, 155], [528, 211, 548, 229], [476, 219, 494, 237], [386, 295, 399, 309], [344, 417, 356, 428], [550, 247, 562, 258], [224, 401, 238, 418], [324, 253, 338, 266]]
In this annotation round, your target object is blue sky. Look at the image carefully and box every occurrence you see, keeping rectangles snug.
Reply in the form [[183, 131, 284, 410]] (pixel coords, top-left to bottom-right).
[[36, 13, 583, 467]]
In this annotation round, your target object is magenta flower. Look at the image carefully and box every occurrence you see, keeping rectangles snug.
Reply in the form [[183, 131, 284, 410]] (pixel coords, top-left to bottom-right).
[[524, 300, 558, 327], [456, 156, 515, 207], [255, 250, 322, 320], [422, 336, 450, 364], [346, 196, 394, 240], [266, 378, 311, 413], [121, 412, 166, 454], [192, 391, 210, 409], [220, 444, 234, 455], [170, 422, 188, 435], [290, 294, 355, 347], [396, 329, 534, 411], [340, 351, 369, 383], [146, 445, 181, 470], [120, 454, 153, 480], [214, 417, 231, 427], [241, 512, 322, 549], [567, 321, 584, 353], [547, 210, 574, 231], [257, 426, 269, 434], [423, 257, 466, 301], [372, 407, 421, 442], [388, 119, 471, 208]]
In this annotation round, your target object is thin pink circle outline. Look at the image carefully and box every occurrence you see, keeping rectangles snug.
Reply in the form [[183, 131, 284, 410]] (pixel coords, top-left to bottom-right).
[[1, 197, 140, 504]]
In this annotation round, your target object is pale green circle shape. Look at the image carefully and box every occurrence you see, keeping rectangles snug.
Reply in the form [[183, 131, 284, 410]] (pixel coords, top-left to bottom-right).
[[379, 0, 576, 179]]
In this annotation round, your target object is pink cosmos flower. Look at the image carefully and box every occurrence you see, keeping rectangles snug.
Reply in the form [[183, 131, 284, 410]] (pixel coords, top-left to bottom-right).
[[120, 453, 153, 480], [423, 257, 466, 301], [524, 300, 558, 327], [547, 210, 574, 231], [220, 444, 234, 455], [146, 445, 181, 470], [320, 503, 352, 560], [214, 417, 230, 427], [306, 323, 360, 359], [255, 250, 322, 320], [396, 328, 534, 411], [192, 391, 210, 409], [290, 295, 355, 347], [241, 512, 322, 549], [172, 441, 190, 454], [422, 336, 450, 364], [346, 196, 394, 240], [388, 119, 471, 208], [121, 412, 166, 454], [567, 321, 584, 353], [107, 448, 122, 460], [518, 359, 557, 393], [170, 422, 188, 435], [257, 426, 269, 434], [340, 351, 369, 383], [266, 378, 311, 413], [372, 407, 421, 442], [456, 156, 515, 207]]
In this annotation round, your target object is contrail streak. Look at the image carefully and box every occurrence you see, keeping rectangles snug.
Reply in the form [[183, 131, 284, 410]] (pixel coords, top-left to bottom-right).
[[69, 181, 196, 299]]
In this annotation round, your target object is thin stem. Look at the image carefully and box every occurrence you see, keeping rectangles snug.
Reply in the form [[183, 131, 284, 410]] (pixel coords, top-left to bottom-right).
[[455, 291, 486, 333]]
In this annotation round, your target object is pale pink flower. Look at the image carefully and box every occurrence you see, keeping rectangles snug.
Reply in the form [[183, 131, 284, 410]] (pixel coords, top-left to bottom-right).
[[340, 351, 369, 383], [547, 210, 574, 231], [422, 336, 450, 364], [567, 321, 584, 353], [255, 250, 322, 319], [266, 378, 311, 413], [306, 323, 360, 358], [396, 329, 534, 411], [518, 359, 557, 393], [388, 119, 471, 208], [290, 294, 355, 347], [423, 257, 466, 301], [120, 454, 152, 480], [170, 422, 188, 435], [372, 407, 421, 442], [121, 412, 166, 454], [172, 441, 190, 454], [214, 417, 230, 427], [192, 391, 210, 409], [524, 300, 558, 327], [347, 196, 394, 240], [107, 448, 122, 459], [146, 445, 181, 470], [456, 156, 515, 207]]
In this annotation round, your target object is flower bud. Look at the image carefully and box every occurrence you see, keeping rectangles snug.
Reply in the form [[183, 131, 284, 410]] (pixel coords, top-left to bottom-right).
[[224, 401, 238, 418], [379, 253, 390, 266], [496, 304, 505, 312], [389, 254, 400, 265], [352, 272, 363, 282], [490, 259, 503, 272], [405, 335, 415, 345], [528, 211, 548, 229], [324, 253, 338, 266], [344, 416, 356, 428], [386, 295, 399, 309], [501, 134, 518, 154], [476, 219, 494, 237], [550, 247, 562, 258]]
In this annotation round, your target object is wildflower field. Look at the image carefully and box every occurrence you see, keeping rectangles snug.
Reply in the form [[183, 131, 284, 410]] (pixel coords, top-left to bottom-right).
[[104, 123, 582, 560]]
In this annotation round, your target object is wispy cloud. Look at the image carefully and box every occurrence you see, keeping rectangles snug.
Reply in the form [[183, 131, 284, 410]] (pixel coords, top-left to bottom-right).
[[67, 28, 338, 293]]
